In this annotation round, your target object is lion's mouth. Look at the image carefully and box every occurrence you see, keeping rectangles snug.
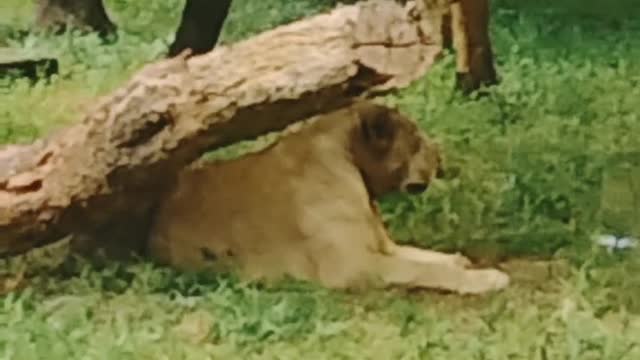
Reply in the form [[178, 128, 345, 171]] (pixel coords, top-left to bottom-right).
[[404, 182, 428, 194]]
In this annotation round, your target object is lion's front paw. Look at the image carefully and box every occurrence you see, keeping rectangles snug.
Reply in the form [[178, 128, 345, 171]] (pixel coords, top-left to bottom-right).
[[457, 269, 510, 295], [450, 253, 473, 268], [378, 240, 397, 256]]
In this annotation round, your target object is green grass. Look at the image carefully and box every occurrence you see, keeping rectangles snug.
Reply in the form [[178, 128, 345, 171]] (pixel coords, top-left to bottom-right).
[[1, 0, 640, 358]]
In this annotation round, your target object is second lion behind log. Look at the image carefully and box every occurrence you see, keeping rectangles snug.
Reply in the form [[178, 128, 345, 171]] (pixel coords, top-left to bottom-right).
[[147, 100, 509, 294]]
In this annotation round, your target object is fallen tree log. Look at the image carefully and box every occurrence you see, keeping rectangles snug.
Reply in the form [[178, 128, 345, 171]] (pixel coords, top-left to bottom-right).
[[0, 0, 442, 258]]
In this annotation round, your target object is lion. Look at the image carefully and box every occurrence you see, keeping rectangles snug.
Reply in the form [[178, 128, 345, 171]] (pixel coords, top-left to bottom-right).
[[147, 100, 509, 294]]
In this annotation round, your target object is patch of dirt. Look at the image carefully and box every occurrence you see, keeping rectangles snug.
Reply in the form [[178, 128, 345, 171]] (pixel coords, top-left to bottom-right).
[[499, 258, 571, 284]]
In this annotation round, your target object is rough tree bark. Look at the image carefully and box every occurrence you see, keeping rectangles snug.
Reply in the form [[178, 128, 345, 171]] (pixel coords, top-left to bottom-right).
[[0, 0, 443, 258], [168, 0, 233, 58], [35, 0, 117, 37]]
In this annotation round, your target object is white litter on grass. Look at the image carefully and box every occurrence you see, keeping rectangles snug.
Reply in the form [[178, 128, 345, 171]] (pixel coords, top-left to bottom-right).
[[596, 234, 638, 252]]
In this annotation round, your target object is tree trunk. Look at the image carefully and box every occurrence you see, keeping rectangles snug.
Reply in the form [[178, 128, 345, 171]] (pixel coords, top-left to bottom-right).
[[35, 0, 116, 37], [168, 0, 233, 58], [450, 0, 497, 94], [409, 0, 498, 94], [0, 0, 442, 258]]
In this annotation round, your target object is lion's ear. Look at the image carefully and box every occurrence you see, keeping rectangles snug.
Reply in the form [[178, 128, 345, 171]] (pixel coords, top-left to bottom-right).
[[359, 105, 396, 153]]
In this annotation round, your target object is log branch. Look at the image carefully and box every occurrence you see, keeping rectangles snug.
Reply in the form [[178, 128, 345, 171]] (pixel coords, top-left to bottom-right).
[[0, 0, 442, 257]]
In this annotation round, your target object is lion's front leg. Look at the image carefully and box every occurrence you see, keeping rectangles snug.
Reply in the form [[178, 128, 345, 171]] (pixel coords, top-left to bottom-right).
[[369, 201, 398, 255], [374, 246, 510, 294], [393, 245, 472, 268]]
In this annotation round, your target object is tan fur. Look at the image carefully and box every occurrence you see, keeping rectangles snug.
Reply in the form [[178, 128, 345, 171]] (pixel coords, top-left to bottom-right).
[[148, 100, 509, 294]]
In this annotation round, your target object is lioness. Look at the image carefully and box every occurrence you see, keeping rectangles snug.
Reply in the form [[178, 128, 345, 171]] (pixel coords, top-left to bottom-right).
[[148, 101, 509, 294]]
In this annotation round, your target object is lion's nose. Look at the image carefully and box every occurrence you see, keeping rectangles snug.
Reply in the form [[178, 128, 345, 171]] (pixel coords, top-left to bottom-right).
[[404, 182, 428, 194]]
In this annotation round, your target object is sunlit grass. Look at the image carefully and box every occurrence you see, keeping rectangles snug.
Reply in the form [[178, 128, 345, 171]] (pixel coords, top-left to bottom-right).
[[1, 0, 639, 358]]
